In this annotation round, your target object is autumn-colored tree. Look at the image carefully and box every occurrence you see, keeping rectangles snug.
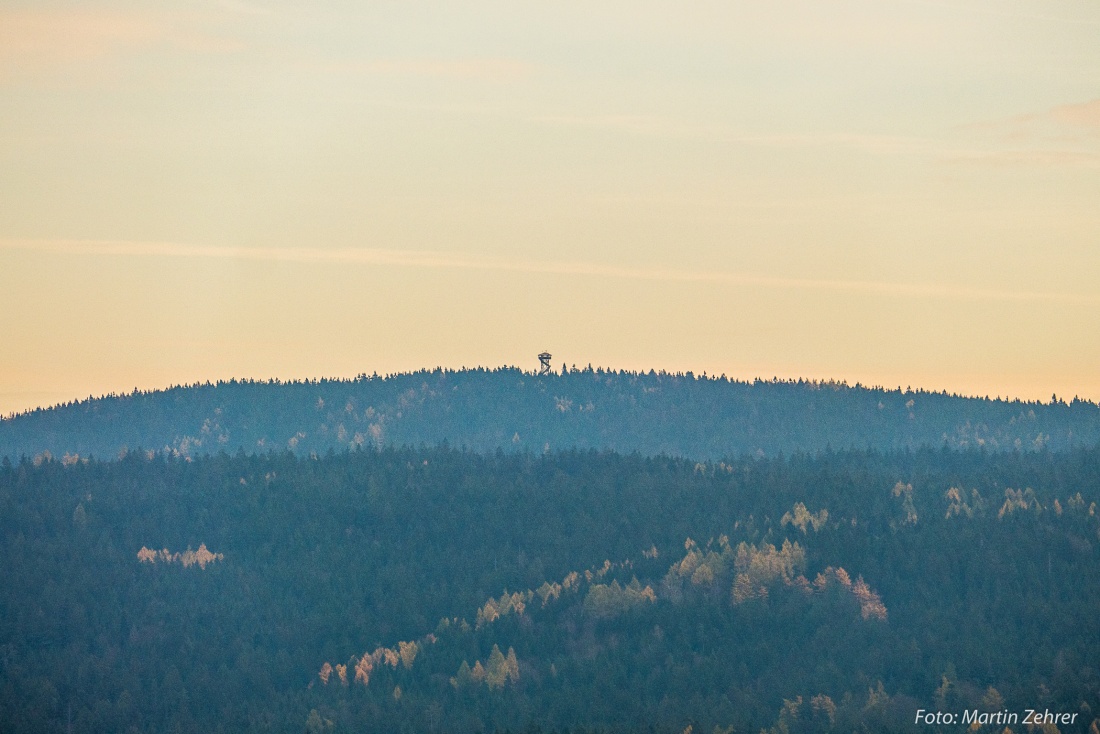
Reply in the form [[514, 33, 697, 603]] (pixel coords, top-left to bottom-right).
[[536, 581, 561, 606], [945, 486, 986, 519], [810, 694, 836, 725], [892, 482, 918, 525], [476, 598, 499, 628], [730, 573, 756, 605], [690, 563, 715, 587], [998, 487, 1041, 518], [728, 540, 806, 604], [510, 591, 527, 616], [398, 640, 418, 669], [353, 655, 372, 686], [781, 502, 829, 533], [677, 549, 701, 578], [136, 544, 222, 568], [485, 644, 508, 689], [583, 578, 656, 619], [852, 576, 888, 620], [191, 543, 222, 569], [764, 696, 802, 734]]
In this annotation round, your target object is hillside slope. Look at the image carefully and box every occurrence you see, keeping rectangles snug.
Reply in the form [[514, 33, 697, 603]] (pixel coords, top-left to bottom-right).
[[3, 367, 1099, 461], [2, 446, 1098, 732]]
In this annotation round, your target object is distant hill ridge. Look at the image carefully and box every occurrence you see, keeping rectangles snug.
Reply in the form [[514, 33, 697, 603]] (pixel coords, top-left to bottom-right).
[[2, 366, 1098, 461]]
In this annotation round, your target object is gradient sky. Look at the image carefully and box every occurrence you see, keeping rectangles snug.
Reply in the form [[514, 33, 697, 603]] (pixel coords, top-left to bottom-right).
[[2, 0, 1099, 415]]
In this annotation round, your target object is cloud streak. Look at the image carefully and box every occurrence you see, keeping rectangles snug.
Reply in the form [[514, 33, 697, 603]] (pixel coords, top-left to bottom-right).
[[902, 0, 1100, 28], [333, 58, 533, 81], [0, 7, 246, 80], [943, 148, 1100, 168], [3, 238, 1094, 306], [945, 97, 1100, 168], [1046, 99, 1100, 133], [528, 114, 927, 155], [0, 9, 162, 68]]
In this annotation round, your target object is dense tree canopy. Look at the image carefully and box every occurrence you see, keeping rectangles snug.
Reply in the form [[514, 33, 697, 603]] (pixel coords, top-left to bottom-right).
[[2, 444, 1098, 732], [3, 367, 1099, 462]]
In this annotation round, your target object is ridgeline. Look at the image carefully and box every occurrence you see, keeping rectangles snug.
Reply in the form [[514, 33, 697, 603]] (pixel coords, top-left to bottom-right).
[[2, 367, 1098, 462]]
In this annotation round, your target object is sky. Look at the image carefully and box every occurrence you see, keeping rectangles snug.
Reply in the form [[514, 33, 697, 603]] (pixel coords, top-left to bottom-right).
[[1, 0, 1099, 415]]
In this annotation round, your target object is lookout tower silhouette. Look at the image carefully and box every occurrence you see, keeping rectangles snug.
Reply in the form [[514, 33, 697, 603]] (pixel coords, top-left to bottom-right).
[[537, 352, 553, 376]]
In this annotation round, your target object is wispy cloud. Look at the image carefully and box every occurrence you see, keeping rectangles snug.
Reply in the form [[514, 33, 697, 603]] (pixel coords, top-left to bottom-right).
[[1047, 98, 1100, 133], [365, 58, 531, 81], [946, 97, 1100, 168], [309, 57, 533, 82], [943, 149, 1100, 168], [3, 238, 1094, 306], [979, 97, 1100, 141], [919, 0, 1100, 27], [525, 114, 929, 159], [0, 7, 245, 80], [0, 9, 162, 69]]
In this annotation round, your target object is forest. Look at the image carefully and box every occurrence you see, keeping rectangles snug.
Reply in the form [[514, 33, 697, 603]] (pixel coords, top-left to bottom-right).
[[2, 442, 1099, 732], [3, 367, 1100, 462]]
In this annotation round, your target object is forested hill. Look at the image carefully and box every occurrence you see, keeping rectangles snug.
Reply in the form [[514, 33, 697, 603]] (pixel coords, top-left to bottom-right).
[[2, 367, 1099, 461], [3, 445, 1100, 732]]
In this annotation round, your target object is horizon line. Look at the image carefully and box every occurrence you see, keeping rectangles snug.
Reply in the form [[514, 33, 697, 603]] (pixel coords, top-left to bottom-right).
[[2, 365, 1091, 421]]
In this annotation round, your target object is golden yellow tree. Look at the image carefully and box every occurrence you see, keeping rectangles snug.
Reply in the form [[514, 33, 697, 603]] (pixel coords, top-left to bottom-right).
[[485, 644, 508, 689], [476, 598, 499, 628], [398, 640, 419, 670], [354, 655, 372, 686]]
